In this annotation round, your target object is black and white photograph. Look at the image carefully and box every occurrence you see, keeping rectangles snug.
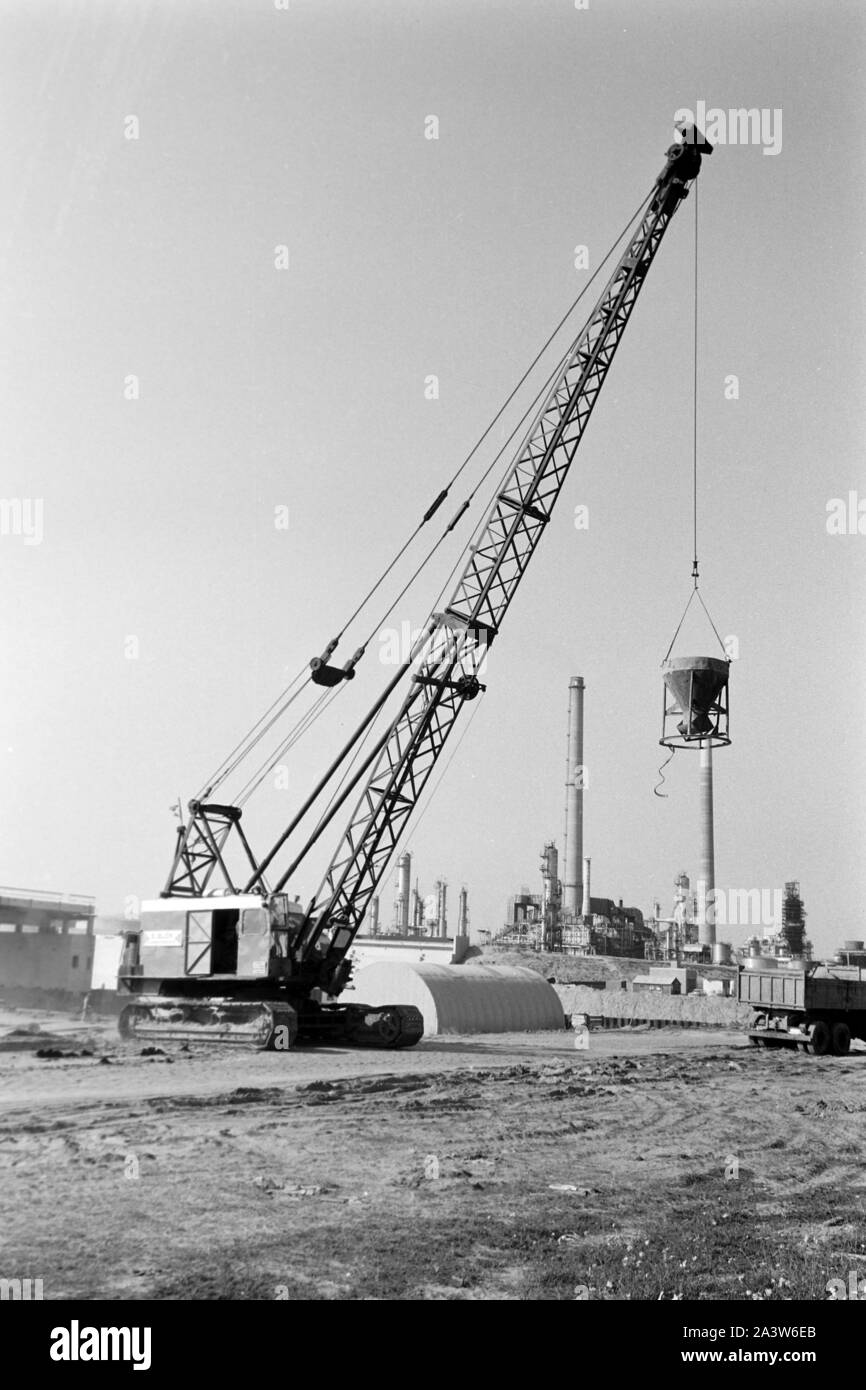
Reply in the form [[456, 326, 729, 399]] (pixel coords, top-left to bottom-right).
[[0, 0, 864, 1349]]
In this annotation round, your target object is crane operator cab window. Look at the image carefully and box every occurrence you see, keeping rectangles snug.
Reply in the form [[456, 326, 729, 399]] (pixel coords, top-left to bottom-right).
[[266, 894, 302, 968]]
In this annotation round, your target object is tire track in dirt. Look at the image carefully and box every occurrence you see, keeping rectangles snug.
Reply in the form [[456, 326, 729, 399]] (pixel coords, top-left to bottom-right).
[[2, 1036, 864, 1299]]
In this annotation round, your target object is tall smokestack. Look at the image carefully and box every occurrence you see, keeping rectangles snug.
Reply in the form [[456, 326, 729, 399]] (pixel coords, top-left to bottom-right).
[[696, 739, 716, 946], [457, 886, 469, 937], [563, 677, 585, 916], [369, 896, 379, 934], [396, 851, 411, 932], [581, 856, 591, 918]]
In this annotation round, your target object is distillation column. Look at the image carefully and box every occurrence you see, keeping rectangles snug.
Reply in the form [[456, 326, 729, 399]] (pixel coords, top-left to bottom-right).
[[436, 879, 448, 938], [562, 676, 585, 917], [457, 886, 469, 936], [581, 856, 591, 918], [395, 851, 411, 932]]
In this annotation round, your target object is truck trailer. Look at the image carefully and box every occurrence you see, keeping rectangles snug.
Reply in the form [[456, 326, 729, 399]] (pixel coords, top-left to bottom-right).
[[739, 963, 866, 1055]]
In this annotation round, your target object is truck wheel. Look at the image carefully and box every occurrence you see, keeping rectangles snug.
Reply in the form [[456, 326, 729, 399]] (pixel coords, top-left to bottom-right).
[[831, 1022, 851, 1057], [807, 1020, 832, 1056]]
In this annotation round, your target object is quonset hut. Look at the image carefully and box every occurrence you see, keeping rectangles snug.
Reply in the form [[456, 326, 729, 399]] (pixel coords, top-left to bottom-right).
[[348, 962, 564, 1037]]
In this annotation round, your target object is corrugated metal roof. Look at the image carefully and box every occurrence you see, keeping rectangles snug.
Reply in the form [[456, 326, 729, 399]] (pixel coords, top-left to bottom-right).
[[350, 961, 565, 1036]]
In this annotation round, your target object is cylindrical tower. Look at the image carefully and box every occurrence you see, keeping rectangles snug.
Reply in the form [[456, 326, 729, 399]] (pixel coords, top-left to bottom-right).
[[436, 879, 448, 938], [395, 851, 411, 932], [696, 739, 715, 946], [563, 676, 585, 916], [581, 856, 591, 918], [457, 886, 469, 936], [369, 895, 380, 934], [541, 841, 559, 912]]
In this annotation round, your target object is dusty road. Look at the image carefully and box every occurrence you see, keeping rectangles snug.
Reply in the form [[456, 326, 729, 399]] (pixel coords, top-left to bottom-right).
[[1, 1012, 864, 1300]]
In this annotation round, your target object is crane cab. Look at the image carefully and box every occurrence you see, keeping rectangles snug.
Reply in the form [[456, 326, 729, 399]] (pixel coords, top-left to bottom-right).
[[122, 893, 306, 988]]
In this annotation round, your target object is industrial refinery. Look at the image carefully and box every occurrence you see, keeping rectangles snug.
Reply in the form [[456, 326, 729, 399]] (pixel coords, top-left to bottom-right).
[[489, 671, 742, 966], [362, 849, 469, 942], [1, 0, 862, 1331]]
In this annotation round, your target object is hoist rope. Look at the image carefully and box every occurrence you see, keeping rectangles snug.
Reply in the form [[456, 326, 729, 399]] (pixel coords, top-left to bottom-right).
[[661, 176, 726, 666], [656, 179, 724, 799], [198, 187, 657, 820], [335, 186, 657, 650], [256, 336, 579, 871], [359, 345, 570, 653], [692, 177, 699, 582], [356, 188, 658, 656], [235, 686, 339, 807], [399, 696, 484, 855], [214, 678, 317, 798], [662, 585, 728, 663], [196, 663, 310, 799]]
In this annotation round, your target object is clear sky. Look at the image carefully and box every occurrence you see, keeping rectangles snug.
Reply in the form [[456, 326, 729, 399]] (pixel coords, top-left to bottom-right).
[[1, 0, 864, 958]]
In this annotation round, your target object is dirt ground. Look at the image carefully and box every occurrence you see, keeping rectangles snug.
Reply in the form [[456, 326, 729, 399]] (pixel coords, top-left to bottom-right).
[[1, 1006, 864, 1301]]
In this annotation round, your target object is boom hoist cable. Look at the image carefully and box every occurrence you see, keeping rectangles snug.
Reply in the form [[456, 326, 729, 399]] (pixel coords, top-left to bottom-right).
[[287, 131, 714, 985], [235, 193, 661, 858], [307, 188, 658, 687], [166, 128, 712, 907], [195, 663, 310, 800], [214, 341, 577, 815], [655, 176, 727, 798], [166, 190, 660, 893], [193, 328, 578, 822]]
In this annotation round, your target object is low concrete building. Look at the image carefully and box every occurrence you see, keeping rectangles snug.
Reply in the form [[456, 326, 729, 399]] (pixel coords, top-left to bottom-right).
[[0, 888, 95, 996]]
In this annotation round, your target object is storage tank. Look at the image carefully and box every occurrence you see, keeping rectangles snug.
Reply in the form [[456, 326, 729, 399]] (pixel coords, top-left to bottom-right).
[[350, 962, 565, 1036], [742, 955, 779, 971], [712, 941, 732, 965]]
